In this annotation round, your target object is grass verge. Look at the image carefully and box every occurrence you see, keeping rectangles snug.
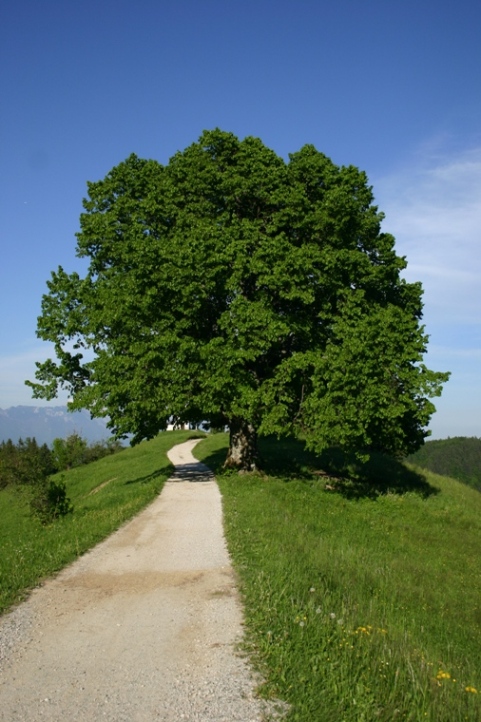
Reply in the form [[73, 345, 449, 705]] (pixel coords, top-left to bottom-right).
[[195, 434, 481, 722], [0, 430, 201, 615]]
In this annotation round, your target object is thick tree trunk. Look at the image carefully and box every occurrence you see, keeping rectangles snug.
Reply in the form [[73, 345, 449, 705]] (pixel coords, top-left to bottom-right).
[[224, 418, 259, 472]]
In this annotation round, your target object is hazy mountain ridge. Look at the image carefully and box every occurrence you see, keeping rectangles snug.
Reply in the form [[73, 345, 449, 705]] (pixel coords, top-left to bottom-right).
[[0, 406, 111, 445]]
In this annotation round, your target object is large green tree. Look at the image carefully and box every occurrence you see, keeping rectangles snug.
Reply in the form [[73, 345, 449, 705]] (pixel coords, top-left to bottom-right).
[[27, 130, 448, 470]]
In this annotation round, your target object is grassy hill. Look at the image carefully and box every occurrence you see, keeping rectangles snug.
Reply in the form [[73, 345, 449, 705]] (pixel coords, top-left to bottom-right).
[[196, 434, 481, 722], [407, 436, 481, 492], [2, 431, 480, 720]]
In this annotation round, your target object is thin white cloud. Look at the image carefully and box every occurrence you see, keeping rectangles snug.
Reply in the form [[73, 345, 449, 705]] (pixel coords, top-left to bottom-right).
[[374, 145, 481, 326], [373, 142, 481, 438]]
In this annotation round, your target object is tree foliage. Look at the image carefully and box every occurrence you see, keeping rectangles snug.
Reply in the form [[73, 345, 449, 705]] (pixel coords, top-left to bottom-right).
[[0, 434, 123, 487], [27, 129, 449, 469], [0, 437, 55, 489], [52, 433, 88, 470], [52, 433, 123, 470]]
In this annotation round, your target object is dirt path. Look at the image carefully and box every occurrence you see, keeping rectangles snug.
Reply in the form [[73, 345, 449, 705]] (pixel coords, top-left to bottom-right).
[[0, 440, 271, 721]]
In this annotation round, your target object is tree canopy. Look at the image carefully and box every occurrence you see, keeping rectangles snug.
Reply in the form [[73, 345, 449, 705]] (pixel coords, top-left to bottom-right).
[[27, 129, 449, 470]]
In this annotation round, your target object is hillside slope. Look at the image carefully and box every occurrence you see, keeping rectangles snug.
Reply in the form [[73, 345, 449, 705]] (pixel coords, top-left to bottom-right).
[[407, 436, 481, 491], [195, 434, 481, 721]]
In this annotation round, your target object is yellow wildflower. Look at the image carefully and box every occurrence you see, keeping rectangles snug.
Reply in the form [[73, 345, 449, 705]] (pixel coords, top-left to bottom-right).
[[356, 626, 370, 635]]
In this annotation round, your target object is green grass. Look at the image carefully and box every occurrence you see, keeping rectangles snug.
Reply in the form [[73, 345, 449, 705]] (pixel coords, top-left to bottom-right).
[[0, 430, 201, 614], [195, 434, 481, 722]]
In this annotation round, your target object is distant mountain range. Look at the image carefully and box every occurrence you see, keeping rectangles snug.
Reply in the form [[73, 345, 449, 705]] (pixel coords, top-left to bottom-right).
[[0, 406, 111, 446]]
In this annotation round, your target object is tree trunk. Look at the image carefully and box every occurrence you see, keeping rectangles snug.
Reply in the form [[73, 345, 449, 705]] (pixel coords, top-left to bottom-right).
[[224, 418, 259, 472]]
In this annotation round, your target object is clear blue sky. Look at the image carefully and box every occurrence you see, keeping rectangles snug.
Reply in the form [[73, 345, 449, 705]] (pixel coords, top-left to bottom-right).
[[1, 0, 480, 439]]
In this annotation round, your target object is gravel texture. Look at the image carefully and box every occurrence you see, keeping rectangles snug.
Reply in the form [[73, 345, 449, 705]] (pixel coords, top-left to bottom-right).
[[0, 439, 280, 721]]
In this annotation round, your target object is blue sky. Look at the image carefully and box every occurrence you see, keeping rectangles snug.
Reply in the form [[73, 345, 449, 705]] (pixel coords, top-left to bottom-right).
[[1, 0, 480, 439]]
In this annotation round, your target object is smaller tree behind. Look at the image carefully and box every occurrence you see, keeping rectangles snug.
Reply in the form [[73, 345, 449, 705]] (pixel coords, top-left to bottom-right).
[[52, 433, 88, 470]]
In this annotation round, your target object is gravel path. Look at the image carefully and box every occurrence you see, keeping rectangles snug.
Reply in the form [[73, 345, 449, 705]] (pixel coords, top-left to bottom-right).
[[0, 440, 277, 721]]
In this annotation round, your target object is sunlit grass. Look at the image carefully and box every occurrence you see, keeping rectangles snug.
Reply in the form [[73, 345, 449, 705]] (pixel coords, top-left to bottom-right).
[[0, 430, 199, 614], [195, 434, 481, 721]]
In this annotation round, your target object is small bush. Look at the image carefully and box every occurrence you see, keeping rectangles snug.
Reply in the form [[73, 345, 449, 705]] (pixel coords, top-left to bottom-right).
[[29, 477, 73, 525], [83, 438, 124, 464]]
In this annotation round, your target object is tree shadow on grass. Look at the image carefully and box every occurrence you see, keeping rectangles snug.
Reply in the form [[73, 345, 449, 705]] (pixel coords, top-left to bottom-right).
[[197, 448, 229, 477], [197, 435, 439, 500], [258, 437, 439, 500], [200, 437, 319, 480], [125, 467, 173, 485], [312, 448, 439, 500], [258, 436, 322, 481]]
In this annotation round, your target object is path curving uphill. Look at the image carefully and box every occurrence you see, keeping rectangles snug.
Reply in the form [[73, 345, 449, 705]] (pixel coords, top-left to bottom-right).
[[0, 440, 271, 721]]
